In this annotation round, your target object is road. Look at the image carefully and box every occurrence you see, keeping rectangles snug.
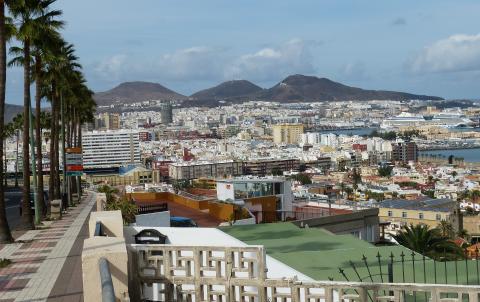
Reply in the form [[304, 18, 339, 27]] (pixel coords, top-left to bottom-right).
[[4, 187, 22, 230]]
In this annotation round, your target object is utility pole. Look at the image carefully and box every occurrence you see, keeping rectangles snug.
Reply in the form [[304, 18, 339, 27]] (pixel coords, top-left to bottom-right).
[[29, 102, 40, 225], [60, 93, 69, 208]]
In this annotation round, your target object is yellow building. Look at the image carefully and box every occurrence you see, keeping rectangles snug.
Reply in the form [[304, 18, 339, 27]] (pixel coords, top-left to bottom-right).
[[378, 198, 454, 228], [272, 123, 304, 144]]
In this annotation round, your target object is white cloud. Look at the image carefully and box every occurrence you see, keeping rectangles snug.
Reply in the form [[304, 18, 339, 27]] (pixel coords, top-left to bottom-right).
[[225, 39, 317, 82], [409, 33, 480, 73], [91, 39, 319, 88], [93, 54, 127, 79], [339, 61, 369, 81]]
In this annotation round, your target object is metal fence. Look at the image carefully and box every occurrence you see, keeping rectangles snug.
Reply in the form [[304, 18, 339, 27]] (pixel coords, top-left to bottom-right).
[[137, 203, 168, 215]]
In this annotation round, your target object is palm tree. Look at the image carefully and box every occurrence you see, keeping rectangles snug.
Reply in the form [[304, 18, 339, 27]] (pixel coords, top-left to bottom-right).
[[437, 220, 455, 239], [9, 0, 63, 225], [394, 224, 463, 260], [0, 0, 14, 242], [31, 13, 63, 217]]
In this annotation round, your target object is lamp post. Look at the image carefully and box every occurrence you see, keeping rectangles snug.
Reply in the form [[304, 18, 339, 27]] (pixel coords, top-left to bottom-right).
[[60, 93, 69, 208], [28, 101, 40, 225]]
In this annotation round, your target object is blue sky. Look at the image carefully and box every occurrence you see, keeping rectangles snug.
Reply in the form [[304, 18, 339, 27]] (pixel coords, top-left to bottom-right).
[[5, 0, 480, 104]]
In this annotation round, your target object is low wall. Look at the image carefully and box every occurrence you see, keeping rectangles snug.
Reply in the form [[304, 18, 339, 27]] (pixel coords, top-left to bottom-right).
[[128, 192, 235, 222]]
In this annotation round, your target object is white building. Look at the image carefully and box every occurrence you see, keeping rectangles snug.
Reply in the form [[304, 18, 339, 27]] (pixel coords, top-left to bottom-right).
[[216, 176, 293, 212], [82, 130, 141, 168]]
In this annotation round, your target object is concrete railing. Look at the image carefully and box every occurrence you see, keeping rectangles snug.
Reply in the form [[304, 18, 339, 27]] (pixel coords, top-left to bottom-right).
[[96, 192, 107, 211], [82, 210, 129, 302], [129, 244, 480, 302]]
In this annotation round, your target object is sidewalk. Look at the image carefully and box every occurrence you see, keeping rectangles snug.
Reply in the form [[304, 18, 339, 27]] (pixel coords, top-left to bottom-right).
[[0, 192, 96, 302]]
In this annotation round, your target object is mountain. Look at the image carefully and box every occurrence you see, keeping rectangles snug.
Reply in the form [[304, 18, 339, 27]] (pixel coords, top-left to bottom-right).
[[190, 80, 263, 100], [94, 81, 186, 106], [257, 74, 443, 102], [6, 104, 23, 123]]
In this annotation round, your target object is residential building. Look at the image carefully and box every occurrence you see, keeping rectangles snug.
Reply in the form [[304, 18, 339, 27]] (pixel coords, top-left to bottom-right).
[[216, 176, 294, 214], [159, 101, 173, 124], [82, 130, 141, 168], [272, 123, 304, 144], [94, 112, 120, 130], [242, 158, 299, 175], [377, 198, 454, 228], [168, 160, 242, 180], [392, 140, 418, 163]]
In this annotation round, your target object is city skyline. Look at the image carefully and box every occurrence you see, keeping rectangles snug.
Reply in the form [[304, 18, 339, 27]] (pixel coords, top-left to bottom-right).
[[3, 0, 480, 104]]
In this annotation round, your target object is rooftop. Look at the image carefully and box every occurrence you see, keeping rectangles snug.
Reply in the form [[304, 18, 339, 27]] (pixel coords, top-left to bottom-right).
[[377, 198, 456, 212], [220, 222, 477, 285]]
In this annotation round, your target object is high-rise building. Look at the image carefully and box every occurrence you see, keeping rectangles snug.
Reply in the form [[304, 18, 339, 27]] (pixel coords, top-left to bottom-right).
[[391, 140, 418, 163], [94, 113, 120, 130], [159, 101, 173, 125], [82, 130, 141, 168], [272, 123, 304, 144]]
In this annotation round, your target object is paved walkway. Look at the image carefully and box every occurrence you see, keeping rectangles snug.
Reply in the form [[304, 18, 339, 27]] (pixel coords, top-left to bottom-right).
[[0, 192, 96, 302]]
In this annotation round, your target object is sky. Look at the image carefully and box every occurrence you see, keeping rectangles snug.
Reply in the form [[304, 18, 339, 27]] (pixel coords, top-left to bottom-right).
[[5, 0, 480, 104]]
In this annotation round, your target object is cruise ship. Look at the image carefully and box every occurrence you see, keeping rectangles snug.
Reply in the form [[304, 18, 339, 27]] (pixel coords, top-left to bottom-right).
[[381, 110, 474, 129], [380, 112, 426, 129], [431, 109, 474, 128]]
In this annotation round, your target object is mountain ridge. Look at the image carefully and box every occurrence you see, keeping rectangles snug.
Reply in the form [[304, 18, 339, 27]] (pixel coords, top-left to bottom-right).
[[94, 81, 186, 106], [93, 75, 443, 106]]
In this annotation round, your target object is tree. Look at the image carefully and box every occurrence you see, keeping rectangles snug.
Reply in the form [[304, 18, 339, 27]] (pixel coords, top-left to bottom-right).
[[437, 220, 455, 239], [378, 165, 393, 177], [394, 224, 464, 260], [8, 0, 63, 228], [271, 167, 283, 176], [0, 0, 12, 242], [290, 173, 312, 185]]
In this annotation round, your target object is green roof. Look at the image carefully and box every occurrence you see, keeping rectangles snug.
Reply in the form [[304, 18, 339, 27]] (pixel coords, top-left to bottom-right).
[[220, 223, 479, 285]]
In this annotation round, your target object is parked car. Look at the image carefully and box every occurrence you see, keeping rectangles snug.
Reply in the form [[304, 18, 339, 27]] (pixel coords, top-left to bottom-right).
[[170, 216, 198, 227], [19, 190, 49, 215]]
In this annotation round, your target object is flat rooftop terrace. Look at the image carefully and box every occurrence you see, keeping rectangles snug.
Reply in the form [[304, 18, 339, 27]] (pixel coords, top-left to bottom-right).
[[220, 223, 477, 285]]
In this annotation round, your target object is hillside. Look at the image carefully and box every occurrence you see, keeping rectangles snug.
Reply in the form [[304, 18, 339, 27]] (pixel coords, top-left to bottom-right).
[[190, 80, 263, 100], [94, 81, 186, 106], [5, 104, 23, 123], [257, 74, 443, 102]]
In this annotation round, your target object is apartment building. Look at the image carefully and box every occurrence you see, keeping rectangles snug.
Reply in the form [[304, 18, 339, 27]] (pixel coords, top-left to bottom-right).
[[392, 140, 418, 163], [243, 158, 299, 175], [94, 113, 120, 130], [168, 160, 242, 180], [82, 130, 141, 168], [377, 198, 454, 228], [272, 123, 304, 144]]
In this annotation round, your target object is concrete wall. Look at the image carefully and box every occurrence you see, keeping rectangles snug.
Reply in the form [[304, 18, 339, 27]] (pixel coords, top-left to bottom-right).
[[88, 210, 124, 237], [83, 210, 129, 301], [292, 208, 381, 243], [135, 211, 171, 227], [216, 181, 235, 201]]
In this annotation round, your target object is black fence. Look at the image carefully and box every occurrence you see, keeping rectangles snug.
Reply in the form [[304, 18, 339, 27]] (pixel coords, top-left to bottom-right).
[[336, 250, 480, 302], [336, 250, 480, 285], [137, 203, 168, 215]]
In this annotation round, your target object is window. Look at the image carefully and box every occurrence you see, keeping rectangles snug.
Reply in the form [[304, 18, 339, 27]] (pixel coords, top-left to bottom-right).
[[387, 210, 393, 217], [436, 214, 442, 221], [419, 213, 424, 219], [402, 212, 407, 218]]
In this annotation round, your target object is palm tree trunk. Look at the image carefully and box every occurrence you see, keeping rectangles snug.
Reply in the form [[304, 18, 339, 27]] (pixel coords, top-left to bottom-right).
[[0, 1, 12, 241], [34, 56, 44, 216], [21, 39, 33, 229]]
